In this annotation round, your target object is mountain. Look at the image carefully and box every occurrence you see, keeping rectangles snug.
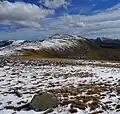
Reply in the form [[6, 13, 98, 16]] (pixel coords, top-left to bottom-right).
[[32, 34, 89, 58], [0, 40, 13, 48], [89, 37, 120, 48], [1, 34, 120, 61]]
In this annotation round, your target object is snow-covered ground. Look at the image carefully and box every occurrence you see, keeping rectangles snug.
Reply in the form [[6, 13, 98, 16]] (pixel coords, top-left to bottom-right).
[[0, 58, 120, 114]]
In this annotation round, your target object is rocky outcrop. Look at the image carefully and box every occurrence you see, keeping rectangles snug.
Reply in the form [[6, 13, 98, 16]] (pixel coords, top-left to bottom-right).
[[29, 92, 59, 111]]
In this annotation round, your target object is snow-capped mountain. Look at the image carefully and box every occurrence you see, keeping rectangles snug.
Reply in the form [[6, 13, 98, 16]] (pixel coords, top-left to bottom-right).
[[0, 34, 87, 56], [40, 34, 86, 50], [1, 34, 120, 60], [0, 40, 25, 55]]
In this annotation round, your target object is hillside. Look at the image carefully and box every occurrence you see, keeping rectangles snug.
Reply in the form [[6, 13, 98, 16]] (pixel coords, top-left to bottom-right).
[[21, 35, 120, 61], [1, 34, 120, 61]]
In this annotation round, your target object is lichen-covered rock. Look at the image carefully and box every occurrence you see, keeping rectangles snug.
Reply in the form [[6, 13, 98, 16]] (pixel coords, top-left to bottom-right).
[[29, 92, 59, 111]]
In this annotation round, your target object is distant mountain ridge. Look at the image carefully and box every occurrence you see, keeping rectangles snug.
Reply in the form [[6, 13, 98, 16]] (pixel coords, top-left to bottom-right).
[[0, 34, 120, 61], [89, 37, 120, 49], [1, 35, 120, 49], [0, 40, 13, 48]]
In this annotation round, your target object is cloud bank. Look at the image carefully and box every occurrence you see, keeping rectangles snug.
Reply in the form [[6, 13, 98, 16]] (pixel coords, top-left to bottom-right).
[[0, 1, 54, 27]]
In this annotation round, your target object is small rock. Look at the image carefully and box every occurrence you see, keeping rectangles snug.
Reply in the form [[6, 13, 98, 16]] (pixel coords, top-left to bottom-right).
[[116, 87, 120, 95], [7, 101, 12, 105], [116, 105, 120, 109], [13, 90, 22, 97], [69, 108, 77, 113], [69, 104, 77, 113]]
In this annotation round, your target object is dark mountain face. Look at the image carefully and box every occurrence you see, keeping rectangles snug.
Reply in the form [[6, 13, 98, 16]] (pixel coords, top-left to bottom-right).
[[88, 38, 120, 49], [0, 40, 13, 48]]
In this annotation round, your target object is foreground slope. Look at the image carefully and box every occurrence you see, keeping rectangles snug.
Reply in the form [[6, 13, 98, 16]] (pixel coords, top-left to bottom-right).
[[0, 58, 120, 114]]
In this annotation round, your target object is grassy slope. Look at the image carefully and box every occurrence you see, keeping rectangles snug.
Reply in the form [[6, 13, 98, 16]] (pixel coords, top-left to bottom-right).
[[87, 45, 120, 61]]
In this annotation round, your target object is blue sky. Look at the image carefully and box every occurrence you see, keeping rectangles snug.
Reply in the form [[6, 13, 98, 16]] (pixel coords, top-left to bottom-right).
[[0, 0, 120, 40]]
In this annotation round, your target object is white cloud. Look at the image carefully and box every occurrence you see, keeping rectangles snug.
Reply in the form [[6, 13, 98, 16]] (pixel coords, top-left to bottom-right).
[[40, 0, 70, 9], [57, 4, 120, 38], [1, 2, 120, 39], [0, 1, 54, 27]]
